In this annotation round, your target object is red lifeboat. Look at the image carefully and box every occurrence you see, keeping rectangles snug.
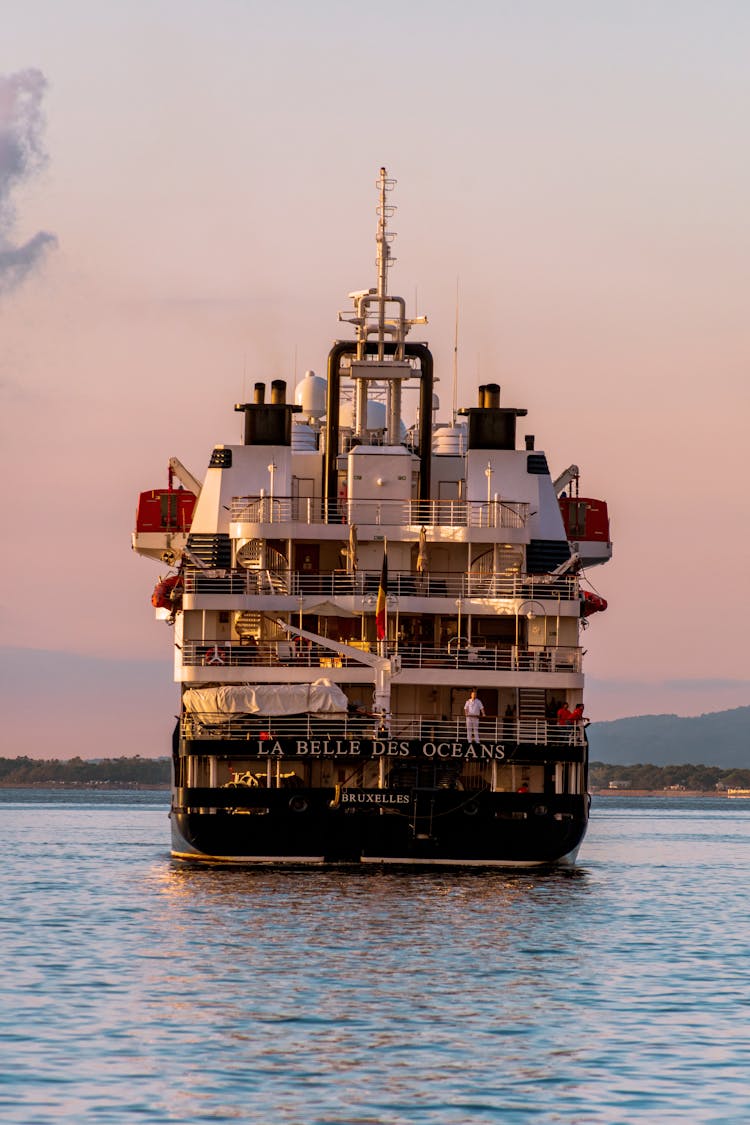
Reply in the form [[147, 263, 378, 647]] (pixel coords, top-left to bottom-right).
[[559, 496, 610, 543], [558, 495, 612, 568], [135, 488, 196, 533]]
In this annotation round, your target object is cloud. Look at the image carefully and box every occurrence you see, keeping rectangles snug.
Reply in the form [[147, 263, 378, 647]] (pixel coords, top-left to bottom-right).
[[0, 229, 57, 292], [0, 68, 57, 293]]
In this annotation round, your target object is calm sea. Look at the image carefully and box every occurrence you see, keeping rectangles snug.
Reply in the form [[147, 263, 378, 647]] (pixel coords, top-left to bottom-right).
[[2, 791, 749, 1124]]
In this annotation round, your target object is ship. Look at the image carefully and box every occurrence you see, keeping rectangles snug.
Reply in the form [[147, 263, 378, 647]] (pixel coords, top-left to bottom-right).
[[132, 169, 612, 866]]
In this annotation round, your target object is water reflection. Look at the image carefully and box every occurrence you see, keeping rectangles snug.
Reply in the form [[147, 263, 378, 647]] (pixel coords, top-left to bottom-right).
[[147, 861, 595, 1054], [5, 795, 750, 1123], [137, 861, 594, 1121], [154, 858, 592, 922]]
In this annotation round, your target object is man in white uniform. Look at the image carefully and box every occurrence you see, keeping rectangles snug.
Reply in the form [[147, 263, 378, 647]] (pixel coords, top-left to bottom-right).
[[464, 689, 485, 743]]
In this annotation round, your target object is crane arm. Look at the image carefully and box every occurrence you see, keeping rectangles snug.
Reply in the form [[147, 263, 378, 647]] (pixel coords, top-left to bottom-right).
[[272, 618, 387, 670], [553, 464, 579, 496], [168, 456, 203, 497]]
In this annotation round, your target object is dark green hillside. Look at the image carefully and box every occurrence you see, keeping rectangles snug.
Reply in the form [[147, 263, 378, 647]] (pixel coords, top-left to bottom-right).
[[588, 706, 750, 767]]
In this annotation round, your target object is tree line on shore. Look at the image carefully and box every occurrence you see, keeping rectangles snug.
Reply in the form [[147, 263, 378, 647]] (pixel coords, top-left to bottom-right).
[[0, 756, 170, 787], [2, 756, 749, 791], [590, 762, 750, 791]]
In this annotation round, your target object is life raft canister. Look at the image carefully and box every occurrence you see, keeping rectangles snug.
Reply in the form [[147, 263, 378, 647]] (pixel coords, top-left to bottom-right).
[[152, 575, 182, 610], [204, 645, 227, 666], [581, 590, 608, 617]]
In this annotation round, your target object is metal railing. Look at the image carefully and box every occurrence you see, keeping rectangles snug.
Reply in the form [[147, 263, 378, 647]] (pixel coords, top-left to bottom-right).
[[183, 569, 579, 602], [396, 645, 582, 672], [182, 712, 586, 747], [230, 495, 529, 529], [183, 639, 370, 669], [181, 640, 582, 672]]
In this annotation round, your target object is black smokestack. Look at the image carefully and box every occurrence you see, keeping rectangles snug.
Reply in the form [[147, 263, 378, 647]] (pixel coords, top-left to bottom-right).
[[485, 384, 501, 409]]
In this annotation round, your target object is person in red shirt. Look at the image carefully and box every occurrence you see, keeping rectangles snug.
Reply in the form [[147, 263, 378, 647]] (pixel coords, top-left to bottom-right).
[[557, 702, 572, 725]]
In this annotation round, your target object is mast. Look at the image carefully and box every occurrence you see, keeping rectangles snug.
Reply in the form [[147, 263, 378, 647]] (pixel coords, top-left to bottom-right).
[[327, 170, 432, 504], [452, 278, 459, 424], [375, 166, 396, 361], [343, 168, 422, 442]]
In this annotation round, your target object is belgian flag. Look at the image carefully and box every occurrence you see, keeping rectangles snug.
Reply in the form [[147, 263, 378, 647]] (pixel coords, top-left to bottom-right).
[[375, 544, 388, 640]]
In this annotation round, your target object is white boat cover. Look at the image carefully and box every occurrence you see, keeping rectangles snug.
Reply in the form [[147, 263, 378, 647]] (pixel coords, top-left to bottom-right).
[[182, 678, 348, 717]]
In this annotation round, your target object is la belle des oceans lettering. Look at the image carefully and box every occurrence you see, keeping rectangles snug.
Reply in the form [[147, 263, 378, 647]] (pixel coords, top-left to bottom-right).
[[256, 739, 506, 761]]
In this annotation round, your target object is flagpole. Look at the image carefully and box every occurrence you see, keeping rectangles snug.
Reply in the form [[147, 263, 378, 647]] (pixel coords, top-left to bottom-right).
[[384, 536, 388, 653], [376, 537, 388, 660]]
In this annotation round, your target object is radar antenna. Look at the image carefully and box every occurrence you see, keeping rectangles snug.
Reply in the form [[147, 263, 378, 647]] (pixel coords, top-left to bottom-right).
[[336, 169, 428, 443], [375, 166, 397, 359]]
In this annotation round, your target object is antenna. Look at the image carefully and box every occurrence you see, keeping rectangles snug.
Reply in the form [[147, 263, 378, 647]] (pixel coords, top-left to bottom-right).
[[337, 170, 427, 442], [375, 166, 396, 360], [452, 277, 459, 423]]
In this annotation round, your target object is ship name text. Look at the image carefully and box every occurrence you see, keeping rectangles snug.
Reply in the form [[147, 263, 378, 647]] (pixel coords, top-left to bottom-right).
[[255, 739, 506, 761]]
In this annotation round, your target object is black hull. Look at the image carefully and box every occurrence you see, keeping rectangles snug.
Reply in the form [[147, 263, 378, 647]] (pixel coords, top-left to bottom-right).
[[170, 790, 588, 868]]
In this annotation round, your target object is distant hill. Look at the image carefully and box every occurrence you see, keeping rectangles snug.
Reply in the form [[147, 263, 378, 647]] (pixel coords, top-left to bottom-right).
[[588, 706, 750, 767]]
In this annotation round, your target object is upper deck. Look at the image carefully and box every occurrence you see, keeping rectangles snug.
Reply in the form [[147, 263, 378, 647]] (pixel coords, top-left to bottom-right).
[[228, 494, 530, 550]]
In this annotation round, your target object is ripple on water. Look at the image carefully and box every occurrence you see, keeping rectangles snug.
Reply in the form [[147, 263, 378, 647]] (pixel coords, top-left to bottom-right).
[[1, 793, 750, 1122]]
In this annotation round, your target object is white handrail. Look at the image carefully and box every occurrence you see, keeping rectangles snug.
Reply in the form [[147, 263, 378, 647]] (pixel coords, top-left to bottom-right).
[[230, 495, 529, 529]]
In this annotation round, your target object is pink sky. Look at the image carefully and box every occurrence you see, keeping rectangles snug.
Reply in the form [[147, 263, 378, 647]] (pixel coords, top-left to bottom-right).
[[1, 2, 749, 757]]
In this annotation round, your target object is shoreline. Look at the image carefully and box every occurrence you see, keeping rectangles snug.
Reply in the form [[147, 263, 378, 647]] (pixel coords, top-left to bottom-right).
[[0, 783, 739, 797], [591, 788, 732, 798], [0, 783, 169, 791]]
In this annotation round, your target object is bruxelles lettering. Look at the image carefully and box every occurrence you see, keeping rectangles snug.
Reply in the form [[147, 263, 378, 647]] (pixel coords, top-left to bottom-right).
[[255, 739, 505, 761], [339, 791, 411, 806]]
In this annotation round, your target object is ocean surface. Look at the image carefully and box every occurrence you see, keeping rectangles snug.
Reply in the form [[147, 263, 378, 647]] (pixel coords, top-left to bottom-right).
[[2, 792, 749, 1124]]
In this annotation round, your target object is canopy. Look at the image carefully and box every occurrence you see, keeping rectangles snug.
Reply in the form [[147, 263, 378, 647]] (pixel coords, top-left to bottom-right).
[[183, 678, 348, 717], [303, 599, 358, 617]]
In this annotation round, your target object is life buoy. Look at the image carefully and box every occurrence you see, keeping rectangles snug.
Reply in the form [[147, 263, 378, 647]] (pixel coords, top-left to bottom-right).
[[204, 645, 226, 666]]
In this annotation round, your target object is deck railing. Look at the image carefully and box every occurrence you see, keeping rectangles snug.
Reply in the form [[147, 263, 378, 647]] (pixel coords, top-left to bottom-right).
[[230, 496, 529, 529], [184, 639, 369, 669], [396, 645, 582, 672], [182, 712, 586, 747], [181, 640, 582, 673], [183, 569, 579, 602]]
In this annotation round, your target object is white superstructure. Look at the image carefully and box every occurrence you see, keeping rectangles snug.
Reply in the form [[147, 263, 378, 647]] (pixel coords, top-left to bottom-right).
[[132, 169, 612, 866]]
